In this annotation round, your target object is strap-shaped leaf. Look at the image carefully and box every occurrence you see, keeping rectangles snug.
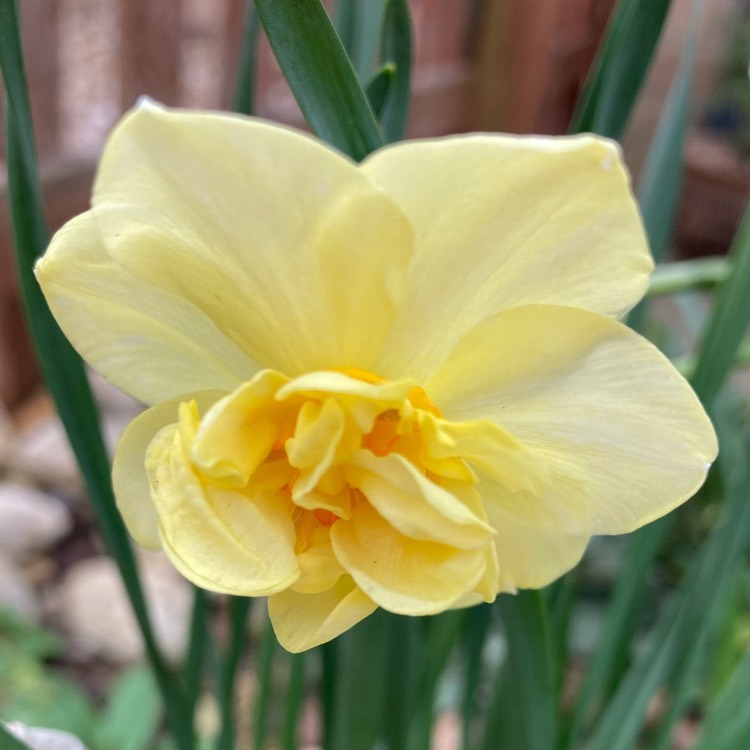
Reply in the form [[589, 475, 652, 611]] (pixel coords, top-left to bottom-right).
[[569, 0, 673, 138], [380, 0, 412, 142], [255, 0, 384, 160]]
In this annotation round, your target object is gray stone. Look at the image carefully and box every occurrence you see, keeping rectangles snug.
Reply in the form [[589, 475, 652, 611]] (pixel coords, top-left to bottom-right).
[[0, 484, 72, 560], [9, 414, 81, 492], [58, 552, 192, 663]]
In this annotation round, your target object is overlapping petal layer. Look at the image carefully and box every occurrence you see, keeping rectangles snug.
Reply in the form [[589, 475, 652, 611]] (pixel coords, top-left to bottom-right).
[[37, 105, 718, 652], [428, 304, 718, 534], [362, 135, 653, 381]]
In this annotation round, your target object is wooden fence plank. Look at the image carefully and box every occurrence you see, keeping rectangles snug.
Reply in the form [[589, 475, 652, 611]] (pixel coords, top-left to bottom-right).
[[119, 0, 183, 107]]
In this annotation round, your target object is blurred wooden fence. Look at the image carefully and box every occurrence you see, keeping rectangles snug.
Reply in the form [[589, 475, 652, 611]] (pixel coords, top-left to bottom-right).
[[0, 0, 615, 407]]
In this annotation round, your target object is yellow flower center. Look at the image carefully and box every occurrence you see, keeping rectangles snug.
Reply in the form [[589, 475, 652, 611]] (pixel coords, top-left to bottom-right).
[[157, 367, 498, 597]]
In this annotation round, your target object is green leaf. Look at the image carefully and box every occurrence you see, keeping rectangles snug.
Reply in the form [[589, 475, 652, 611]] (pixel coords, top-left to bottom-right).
[[232, 2, 261, 116], [646, 257, 729, 298], [460, 604, 493, 750], [564, 521, 666, 747], [281, 653, 305, 750], [95, 667, 161, 750], [366, 63, 396, 117], [379, 0, 412, 142], [216, 597, 252, 750], [0, 3, 191, 746], [382, 616, 418, 750], [486, 591, 557, 750], [692, 649, 750, 750], [569, 0, 674, 139], [406, 611, 466, 750], [328, 610, 393, 750], [336, 0, 387, 82], [636, 0, 703, 264], [252, 615, 277, 750], [184, 589, 210, 720], [582, 401, 750, 750], [689, 200, 750, 406], [254, 0, 384, 160]]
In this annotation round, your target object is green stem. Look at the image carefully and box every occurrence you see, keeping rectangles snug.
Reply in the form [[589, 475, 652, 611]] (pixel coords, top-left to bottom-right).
[[232, 1, 260, 116], [646, 258, 730, 297], [216, 597, 253, 750]]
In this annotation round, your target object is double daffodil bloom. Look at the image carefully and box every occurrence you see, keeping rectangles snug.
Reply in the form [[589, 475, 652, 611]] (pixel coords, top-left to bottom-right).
[[37, 103, 717, 652]]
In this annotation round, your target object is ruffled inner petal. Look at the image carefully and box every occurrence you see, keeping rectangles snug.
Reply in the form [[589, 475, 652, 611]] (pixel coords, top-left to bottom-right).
[[330, 502, 489, 615], [269, 576, 377, 653]]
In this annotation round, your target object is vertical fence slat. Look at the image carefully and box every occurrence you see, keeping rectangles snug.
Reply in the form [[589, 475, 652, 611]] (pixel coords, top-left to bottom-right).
[[20, 0, 60, 157], [119, 0, 183, 108]]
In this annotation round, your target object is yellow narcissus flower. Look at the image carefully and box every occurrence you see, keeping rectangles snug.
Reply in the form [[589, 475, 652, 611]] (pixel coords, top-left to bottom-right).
[[36, 103, 717, 652]]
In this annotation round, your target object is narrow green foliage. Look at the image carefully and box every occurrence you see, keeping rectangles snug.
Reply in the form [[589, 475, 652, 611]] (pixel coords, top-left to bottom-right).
[[564, 521, 666, 747], [646, 257, 729, 297], [328, 610, 393, 750], [690, 201, 750, 406], [184, 589, 210, 720], [692, 649, 750, 750], [254, 0, 384, 160], [216, 598, 252, 750], [95, 667, 161, 750], [382, 616, 419, 750], [252, 615, 278, 750], [406, 611, 466, 750], [232, 2, 260, 116], [379, 0, 412, 141], [366, 63, 396, 117], [281, 653, 306, 750], [569, 0, 673, 138], [460, 605, 493, 749], [637, 0, 703, 264], [0, 2, 191, 746], [492, 592, 557, 750], [583, 404, 750, 750]]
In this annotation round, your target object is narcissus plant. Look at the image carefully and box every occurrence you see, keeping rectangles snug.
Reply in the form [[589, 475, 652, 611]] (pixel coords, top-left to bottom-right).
[[37, 103, 717, 652]]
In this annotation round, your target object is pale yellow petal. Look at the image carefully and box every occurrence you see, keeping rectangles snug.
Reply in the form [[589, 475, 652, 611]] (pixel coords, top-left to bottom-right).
[[330, 503, 488, 614], [428, 305, 718, 535], [112, 391, 224, 549], [35, 212, 256, 404], [345, 450, 493, 549], [190, 371, 291, 486], [147, 424, 300, 595], [362, 135, 652, 381], [90, 104, 412, 375], [269, 577, 377, 653], [480, 474, 590, 589]]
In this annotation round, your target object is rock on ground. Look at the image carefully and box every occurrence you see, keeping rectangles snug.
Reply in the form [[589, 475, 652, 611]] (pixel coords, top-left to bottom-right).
[[0, 483, 72, 560], [58, 552, 192, 663]]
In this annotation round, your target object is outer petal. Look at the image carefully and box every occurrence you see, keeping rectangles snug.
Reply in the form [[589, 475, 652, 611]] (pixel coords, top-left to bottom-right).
[[428, 305, 718, 535], [362, 135, 652, 381], [36, 213, 256, 404], [479, 474, 590, 589], [87, 103, 412, 378], [331, 502, 488, 615], [268, 577, 377, 653], [147, 424, 300, 596], [112, 391, 225, 549]]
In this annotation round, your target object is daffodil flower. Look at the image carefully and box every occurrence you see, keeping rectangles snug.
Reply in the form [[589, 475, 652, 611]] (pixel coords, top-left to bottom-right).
[[36, 103, 717, 652]]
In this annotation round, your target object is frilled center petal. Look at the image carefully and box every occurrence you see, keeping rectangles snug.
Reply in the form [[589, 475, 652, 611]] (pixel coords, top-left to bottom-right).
[[144, 369, 511, 611]]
